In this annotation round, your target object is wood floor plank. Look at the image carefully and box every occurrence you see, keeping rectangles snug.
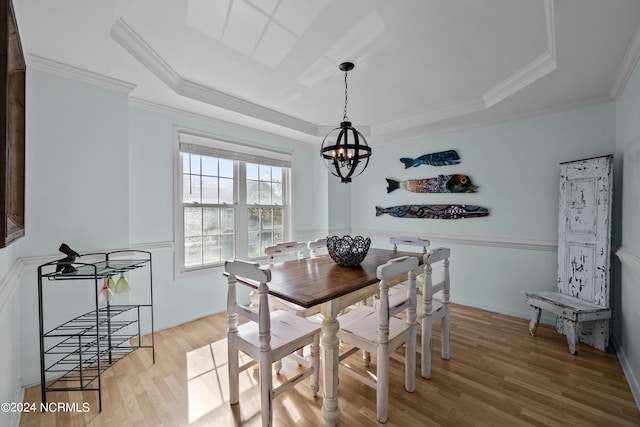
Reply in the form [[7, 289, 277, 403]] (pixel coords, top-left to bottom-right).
[[19, 304, 640, 426]]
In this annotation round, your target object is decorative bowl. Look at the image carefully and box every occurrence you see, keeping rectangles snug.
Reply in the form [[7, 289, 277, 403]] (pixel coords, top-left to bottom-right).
[[326, 235, 371, 267]]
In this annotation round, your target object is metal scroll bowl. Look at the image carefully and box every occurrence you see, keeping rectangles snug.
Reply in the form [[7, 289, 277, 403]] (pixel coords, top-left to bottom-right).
[[326, 235, 371, 267]]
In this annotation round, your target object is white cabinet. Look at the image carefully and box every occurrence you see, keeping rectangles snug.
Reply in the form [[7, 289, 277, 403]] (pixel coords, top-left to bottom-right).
[[557, 155, 613, 351]]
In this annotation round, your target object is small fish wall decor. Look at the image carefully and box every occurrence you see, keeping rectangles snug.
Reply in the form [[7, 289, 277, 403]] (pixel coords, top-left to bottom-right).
[[399, 149, 460, 168], [375, 204, 489, 219], [386, 174, 477, 194]]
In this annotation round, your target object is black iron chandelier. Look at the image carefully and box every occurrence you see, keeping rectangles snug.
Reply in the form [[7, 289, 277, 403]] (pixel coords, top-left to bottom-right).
[[320, 62, 372, 183]]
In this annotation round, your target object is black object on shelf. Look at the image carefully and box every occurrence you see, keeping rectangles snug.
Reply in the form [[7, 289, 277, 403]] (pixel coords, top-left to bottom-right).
[[55, 243, 81, 273], [37, 250, 155, 412]]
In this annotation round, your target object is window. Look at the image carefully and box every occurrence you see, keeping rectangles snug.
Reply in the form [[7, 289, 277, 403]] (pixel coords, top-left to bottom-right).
[[175, 131, 292, 274]]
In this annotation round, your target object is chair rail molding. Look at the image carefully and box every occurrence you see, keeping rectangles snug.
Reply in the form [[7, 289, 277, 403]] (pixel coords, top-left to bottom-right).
[[616, 247, 640, 277], [353, 229, 557, 252]]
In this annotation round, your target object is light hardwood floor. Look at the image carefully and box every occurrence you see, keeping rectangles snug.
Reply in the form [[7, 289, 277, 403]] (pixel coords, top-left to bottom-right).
[[20, 304, 640, 426]]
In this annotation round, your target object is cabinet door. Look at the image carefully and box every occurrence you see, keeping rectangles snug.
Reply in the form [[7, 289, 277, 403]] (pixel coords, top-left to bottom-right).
[[557, 155, 613, 351]]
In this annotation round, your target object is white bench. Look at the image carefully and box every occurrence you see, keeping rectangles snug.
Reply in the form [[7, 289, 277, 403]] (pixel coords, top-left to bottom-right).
[[525, 291, 611, 355]]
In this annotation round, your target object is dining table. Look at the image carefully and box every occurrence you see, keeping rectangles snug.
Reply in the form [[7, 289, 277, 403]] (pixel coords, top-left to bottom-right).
[[257, 247, 424, 427]]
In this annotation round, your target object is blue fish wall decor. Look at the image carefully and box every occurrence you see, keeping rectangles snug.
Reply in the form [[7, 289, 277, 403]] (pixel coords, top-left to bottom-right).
[[399, 150, 460, 168], [375, 204, 489, 219], [386, 174, 477, 193]]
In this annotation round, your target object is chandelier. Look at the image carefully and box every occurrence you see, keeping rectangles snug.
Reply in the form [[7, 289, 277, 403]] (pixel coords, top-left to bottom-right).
[[320, 62, 372, 183]]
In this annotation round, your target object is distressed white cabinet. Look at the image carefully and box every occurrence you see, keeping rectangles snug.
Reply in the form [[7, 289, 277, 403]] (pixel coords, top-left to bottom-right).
[[557, 155, 613, 351]]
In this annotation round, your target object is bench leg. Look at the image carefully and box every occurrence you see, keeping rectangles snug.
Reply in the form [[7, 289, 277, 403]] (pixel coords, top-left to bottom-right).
[[528, 306, 541, 336], [564, 319, 579, 355]]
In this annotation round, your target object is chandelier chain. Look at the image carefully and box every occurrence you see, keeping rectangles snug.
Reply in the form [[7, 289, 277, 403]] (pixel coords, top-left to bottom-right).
[[343, 69, 349, 121]]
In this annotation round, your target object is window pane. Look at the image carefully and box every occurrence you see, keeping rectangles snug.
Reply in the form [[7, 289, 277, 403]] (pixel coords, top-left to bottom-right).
[[261, 231, 273, 250], [261, 208, 273, 231], [273, 208, 282, 228], [183, 174, 201, 203], [272, 167, 282, 182], [184, 236, 202, 267], [248, 208, 260, 232], [272, 182, 282, 204], [220, 234, 235, 260], [190, 153, 201, 174], [184, 207, 202, 237], [259, 182, 272, 204], [203, 208, 220, 235], [247, 180, 259, 204], [259, 165, 271, 181], [248, 231, 260, 257], [203, 235, 220, 265], [219, 158, 233, 177], [201, 156, 218, 176], [219, 178, 233, 204], [201, 176, 219, 204], [221, 208, 235, 233], [247, 163, 258, 180]]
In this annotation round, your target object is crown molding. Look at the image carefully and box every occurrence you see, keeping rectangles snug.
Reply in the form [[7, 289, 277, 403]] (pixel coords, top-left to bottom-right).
[[372, 98, 485, 137], [610, 20, 640, 99], [110, 18, 319, 137], [26, 54, 137, 94], [373, 0, 556, 140], [371, 93, 613, 146], [129, 97, 313, 149], [483, 0, 556, 107], [111, 1, 557, 143]]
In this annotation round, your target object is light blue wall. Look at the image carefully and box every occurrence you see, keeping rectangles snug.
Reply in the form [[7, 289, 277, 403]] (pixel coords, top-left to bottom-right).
[[0, 243, 22, 427], [352, 103, 616, 318], [21, 70, 130, 256], [126, 107, 318, 331], [13, 71, 319, 387], [615, 53, 640, 403], [1, 63, 638, 408]]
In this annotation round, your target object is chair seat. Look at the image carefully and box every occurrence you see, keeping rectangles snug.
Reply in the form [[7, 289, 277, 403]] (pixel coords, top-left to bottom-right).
[[237, 310, 320, 352], [338, 305, 411, 345]]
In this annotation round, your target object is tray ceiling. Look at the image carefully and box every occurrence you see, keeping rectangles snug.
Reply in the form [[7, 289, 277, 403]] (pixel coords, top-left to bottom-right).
[[14, 0, 640, 144]]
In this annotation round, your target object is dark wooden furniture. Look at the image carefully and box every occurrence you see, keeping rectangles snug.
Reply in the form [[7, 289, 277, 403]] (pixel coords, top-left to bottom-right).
[[0, 0, 25, 247]]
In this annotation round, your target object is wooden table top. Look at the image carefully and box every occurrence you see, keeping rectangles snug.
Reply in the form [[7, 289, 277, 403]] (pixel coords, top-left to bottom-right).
[[253, 248, 424, 308]]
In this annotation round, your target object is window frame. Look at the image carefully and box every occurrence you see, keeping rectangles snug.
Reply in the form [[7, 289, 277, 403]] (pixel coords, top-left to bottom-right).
[[173, 129, 294, 278]]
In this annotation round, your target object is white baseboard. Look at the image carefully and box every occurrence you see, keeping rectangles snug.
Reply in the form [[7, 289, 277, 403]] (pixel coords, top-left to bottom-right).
[[612, 336, 640, 411], [10, 384, 24, 427]]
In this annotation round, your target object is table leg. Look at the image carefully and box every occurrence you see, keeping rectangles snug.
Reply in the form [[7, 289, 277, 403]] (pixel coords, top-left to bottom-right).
[[321, 302, 340, 427]]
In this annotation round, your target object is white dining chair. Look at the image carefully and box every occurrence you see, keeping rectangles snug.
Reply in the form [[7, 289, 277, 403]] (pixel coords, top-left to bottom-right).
[[265, 242, 321, 372], [420, 247, 451, 379], [365, 237, 429, 363], [382, 241, 452, 379], [387, 236, 430, 307], [225, 259, 320, 427], [265, 241, 321, 319], [307, 237, 328, 257], [337, 255, 419, 423]]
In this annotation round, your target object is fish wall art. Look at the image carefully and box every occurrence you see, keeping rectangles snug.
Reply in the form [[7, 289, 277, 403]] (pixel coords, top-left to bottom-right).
[[399, 149, 460, 168], [375, 204, 489, 219], [386, 174, 477, 193]]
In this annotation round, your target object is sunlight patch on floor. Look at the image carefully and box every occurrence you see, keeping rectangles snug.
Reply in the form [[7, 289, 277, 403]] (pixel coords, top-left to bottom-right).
[[186, 338, 258, 423]]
